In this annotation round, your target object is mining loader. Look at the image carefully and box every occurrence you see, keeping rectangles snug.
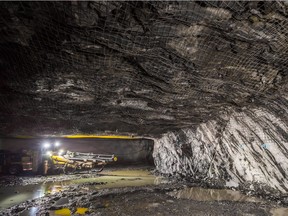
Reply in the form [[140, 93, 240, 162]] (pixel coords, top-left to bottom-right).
[[47, 150, 117, 174]]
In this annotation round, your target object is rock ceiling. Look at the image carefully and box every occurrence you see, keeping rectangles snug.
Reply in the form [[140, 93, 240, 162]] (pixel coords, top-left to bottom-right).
[[0, 1, 287, 137]]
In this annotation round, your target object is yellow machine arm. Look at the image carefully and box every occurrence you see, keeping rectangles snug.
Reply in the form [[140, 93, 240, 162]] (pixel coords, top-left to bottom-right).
[[48, 151, 117, 174]]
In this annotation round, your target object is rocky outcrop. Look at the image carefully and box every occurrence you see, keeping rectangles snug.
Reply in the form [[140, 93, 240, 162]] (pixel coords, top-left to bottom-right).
[[154, 105, 288, 193], [0, 1, 288, 193], [0, 1, 287, 136]]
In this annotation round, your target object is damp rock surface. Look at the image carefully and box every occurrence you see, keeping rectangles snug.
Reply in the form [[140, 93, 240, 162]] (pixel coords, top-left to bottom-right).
[[93, 190, 271, 216], [0, 1, 288, 207], [0, 1, 287, 136], [153, 107, 288, 194], [0, 166, 287, 216]]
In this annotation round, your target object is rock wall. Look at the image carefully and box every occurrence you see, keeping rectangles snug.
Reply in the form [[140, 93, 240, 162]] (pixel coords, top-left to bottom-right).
[[0, 2, 287, 136], [153, 106, 288, 193]]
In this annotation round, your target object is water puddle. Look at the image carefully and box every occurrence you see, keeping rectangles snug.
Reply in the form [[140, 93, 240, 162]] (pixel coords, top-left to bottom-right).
[[168, 187, 263, 202], [270, 207, 288, 216], [20, 207, 38, 216], [0, 184, 46, 210], [48, 169, 165, 192], [0, 169, 164, 210]]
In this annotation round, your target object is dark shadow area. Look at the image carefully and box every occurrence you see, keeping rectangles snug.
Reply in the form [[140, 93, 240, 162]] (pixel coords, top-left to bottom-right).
[[0, 138, 155, 176]]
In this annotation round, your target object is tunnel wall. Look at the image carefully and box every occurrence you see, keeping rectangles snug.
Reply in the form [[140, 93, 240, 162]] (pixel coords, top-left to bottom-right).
[[0, 138, 154, 164], [153, 107, 288, 193]]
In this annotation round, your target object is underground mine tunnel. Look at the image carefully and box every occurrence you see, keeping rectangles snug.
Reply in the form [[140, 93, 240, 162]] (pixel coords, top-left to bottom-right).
[[0, 1, 288, 215]]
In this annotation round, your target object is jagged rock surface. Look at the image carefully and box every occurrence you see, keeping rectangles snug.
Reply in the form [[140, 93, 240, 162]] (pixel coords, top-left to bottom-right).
[[154, 106, 288, 193], [0, 1, 288, 194], [0, 1, 287, 136]]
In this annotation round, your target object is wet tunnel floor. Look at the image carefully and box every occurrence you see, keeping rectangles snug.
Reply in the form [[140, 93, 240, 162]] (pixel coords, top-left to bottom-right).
[[0, 166, 287, 215], [0, 166, 159, 210]]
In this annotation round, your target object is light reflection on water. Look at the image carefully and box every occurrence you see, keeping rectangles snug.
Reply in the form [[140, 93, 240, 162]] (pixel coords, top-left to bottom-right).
[[19, 207, 38, 216], [168, 187, 263, 202], [270, 207, 288, 216], [0, 182, 70, 211], [0, 184, 48, 210], [0, 169, 161, 212], [0, 193, 31, 209]]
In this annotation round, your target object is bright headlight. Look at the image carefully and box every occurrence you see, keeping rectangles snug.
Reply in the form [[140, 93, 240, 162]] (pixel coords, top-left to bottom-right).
[[55, 141, 60, 147], [43, 142, 51, 149], [46, 151, 52, 156], [58, 149, 64, 155]]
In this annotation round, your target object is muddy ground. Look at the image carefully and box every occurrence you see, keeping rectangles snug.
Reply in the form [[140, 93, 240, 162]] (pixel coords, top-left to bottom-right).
[[0, 166, 287, 216]]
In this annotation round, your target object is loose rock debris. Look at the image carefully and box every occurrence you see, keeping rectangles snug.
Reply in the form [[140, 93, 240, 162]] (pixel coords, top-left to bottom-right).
[[0, 173, 101, 188], [1, 167, 288, 215], [0, 185, 286, 216]]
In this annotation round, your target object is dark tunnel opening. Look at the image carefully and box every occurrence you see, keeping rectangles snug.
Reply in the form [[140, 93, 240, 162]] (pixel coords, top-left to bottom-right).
[[0, 137, 155, 174]]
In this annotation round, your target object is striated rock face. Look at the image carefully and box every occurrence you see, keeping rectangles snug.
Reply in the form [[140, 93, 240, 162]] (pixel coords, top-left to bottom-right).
[[154, 106, 288, 192], [0, 1, 287, 136], [0, 1, 288, 194]]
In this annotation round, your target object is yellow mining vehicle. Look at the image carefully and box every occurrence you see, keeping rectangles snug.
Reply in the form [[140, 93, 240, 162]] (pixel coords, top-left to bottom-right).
[[46, 150, 117, 174]]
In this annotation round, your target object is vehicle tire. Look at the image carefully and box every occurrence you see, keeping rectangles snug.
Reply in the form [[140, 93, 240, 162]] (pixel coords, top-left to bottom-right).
[[9, 165, 21, 175]]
